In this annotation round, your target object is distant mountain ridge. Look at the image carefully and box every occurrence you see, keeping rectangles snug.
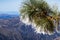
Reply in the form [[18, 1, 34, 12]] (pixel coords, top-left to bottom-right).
[[0, 11, 19, 19]]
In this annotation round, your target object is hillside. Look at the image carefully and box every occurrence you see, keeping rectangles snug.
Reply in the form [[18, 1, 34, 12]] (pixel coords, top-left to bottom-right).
[[0, 14, 60, 40]]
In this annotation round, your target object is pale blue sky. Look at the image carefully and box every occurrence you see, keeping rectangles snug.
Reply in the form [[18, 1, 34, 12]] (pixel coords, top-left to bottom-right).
[[0, 0, 23, 12], [0, 0, 60, 12], [46, 0, 60, 11]]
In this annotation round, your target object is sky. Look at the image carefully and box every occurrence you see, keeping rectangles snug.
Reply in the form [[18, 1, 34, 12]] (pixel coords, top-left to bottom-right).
[[46, 0, 60, 11], [0, 0, 23, 12], [0, 0, 60, 12]]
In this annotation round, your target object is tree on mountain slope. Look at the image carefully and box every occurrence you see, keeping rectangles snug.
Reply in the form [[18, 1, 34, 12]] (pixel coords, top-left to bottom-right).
[[20, 0, 60, 34]]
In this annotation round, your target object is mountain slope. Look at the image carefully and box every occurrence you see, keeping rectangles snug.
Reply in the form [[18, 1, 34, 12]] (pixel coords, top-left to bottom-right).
[[0, 14, 60, 40]]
